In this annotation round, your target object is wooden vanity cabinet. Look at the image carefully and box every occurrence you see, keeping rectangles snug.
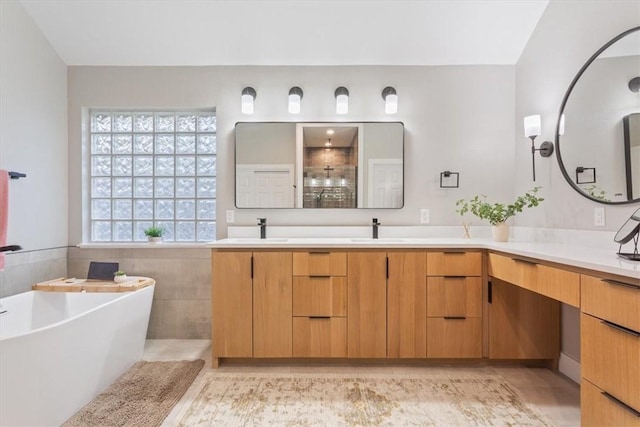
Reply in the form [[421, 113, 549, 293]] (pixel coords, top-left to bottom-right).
[[292, 251, 347, 358], [581, 274, 640, 426], [212, 251, 253, 358], [426, 251, 483, 358], [487, 252, 561, 360], [387, 251, 427, 358], [348, 252, 388, 358]]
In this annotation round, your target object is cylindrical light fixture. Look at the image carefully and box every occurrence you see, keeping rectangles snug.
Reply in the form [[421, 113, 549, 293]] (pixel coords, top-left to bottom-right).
[[382, 86, 398, 114], [558, 113, 565, 136], [288, 86, 303, 114], [335, 86, 349, 114], [241, 87, 256, 114], [523, 114, 541, 139]]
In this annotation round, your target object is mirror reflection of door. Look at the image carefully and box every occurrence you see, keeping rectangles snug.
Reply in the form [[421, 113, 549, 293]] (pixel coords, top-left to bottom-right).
[[623, 113, 640, 200]]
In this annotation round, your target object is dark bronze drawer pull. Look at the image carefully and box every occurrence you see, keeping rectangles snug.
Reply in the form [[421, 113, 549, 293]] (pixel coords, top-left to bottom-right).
[[443, 276, 466, 279], [309, 316, 331, 320], [444, 316, 466, 320], [513, 258, 538, 266], [442, 251, 465, 254], [602, 279, 640, 290], [309, 251, 330, 255], [601, 320, 640, 338], [601, 391, 640, 417], [309, 275, 331, 278]]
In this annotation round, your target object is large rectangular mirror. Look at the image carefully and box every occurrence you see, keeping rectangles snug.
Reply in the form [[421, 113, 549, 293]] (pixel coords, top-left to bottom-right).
[[235, 122, 404, 208]]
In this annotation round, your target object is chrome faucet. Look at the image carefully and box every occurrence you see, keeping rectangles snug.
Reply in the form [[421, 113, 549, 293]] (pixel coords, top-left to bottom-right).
[[258, 218, 267, 239], [372, 218, 381, 239]]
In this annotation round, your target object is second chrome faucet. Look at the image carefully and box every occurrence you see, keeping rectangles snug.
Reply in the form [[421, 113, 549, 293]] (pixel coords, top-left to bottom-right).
[[372, 218, 381, 239]]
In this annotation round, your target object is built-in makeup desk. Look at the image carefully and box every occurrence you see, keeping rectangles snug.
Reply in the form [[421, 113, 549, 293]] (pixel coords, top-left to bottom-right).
[[208, 238, 639, 426]]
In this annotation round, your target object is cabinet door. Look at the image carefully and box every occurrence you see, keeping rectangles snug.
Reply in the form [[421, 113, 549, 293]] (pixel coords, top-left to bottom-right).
[[212, 251, 253, 358], [348, 252, 387, 358], [253, 252, 293, 357], [489, 279, 560, 359], [387, 252, 426, 358]]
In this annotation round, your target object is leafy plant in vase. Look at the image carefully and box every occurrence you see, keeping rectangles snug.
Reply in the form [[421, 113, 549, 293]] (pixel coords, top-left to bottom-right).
[[455, 187, 544, 242], [113, 270, 128, 283], [144, 226, 164, 244]]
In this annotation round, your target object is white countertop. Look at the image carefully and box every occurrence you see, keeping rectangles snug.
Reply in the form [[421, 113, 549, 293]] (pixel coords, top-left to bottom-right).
[[208, 237, 640, 280]]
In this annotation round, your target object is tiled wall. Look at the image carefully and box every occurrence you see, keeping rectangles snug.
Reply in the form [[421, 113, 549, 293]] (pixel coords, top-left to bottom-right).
[[0, 247, 67, 298], [67, 247, 211, 339]]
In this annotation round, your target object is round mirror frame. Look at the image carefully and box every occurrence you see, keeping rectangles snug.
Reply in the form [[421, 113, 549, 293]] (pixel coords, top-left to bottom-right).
[[555, 26, 640, 205]]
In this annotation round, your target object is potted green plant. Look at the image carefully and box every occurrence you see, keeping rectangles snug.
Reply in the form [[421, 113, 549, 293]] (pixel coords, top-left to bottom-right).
[[113, 270, 128, 283], [455, 187, 544, 242], [144, 225, 164, 244]]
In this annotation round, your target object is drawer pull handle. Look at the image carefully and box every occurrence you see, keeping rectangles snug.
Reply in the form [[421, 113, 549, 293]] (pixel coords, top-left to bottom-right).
[[601, 320, 640, 338], [602, 279, 640, 290], [444, 276, 466, 279], [309, 252, 330, 255], [444, 316, 467, 320], [601, 392, 640, 417], [309, 275, 330, 278], [309, 316, 331, 320], [513, 258, 538, 266], [442, 251, 465, 255]]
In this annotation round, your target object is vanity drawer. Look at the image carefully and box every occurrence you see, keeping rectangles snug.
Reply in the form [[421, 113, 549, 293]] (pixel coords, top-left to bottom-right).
[[427, 317, 482, 358], [582, 274, 640, 332], [426, 251, 482, 276], [292, 277, 347, 317], [582, 313, 640, 411], [488, 253, 580, 307], [582, 379, 640, 427], [293, 317, 347, 358], [293, 251, 347, 276], [426, 276, 482, 318]]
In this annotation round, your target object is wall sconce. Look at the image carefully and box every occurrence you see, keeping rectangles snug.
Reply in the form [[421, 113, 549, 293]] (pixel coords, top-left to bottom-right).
[[558, 113, 565, 136], [629, 76, 640, 93], [523, 114, 554, 181], [288, 86, 303, 114], [335, 86, 349, 114], [382, 86, 398, 114], [576, 167, 596, 184], [439, 171, 459, 188], [241, 87, 256, 114]]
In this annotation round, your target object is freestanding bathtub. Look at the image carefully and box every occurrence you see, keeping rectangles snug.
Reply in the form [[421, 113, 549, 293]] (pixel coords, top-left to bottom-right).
[[0, 281, 155, 426]]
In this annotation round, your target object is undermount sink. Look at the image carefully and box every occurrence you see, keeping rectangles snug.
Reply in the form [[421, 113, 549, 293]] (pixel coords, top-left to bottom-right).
[[226, 238, 288, 243], [349, 238, 407, 243]]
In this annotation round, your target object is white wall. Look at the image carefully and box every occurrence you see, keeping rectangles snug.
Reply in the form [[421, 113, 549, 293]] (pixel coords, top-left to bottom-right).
[[0, 0, 68, 295], [67, 65, 515, 242], [0, 0, 68, 250], [515, 0, 640, 231]]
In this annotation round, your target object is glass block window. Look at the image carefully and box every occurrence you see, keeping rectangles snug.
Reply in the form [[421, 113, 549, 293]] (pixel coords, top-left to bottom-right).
[[89, 111, 216, 242]]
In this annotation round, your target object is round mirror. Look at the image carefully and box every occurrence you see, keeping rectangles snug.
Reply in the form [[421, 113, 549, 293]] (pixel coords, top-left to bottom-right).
[[556, 26, 640, 204]]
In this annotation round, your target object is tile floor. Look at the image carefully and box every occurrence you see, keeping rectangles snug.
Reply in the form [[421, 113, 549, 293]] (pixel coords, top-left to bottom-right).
[[143, 339, 580, 427]]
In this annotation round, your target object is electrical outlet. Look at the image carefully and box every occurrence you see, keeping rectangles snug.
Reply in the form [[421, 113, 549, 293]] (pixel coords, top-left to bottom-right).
[[594, 207, 605, 227], [420, 209, 430, 224], [226, 210, 235, 223]]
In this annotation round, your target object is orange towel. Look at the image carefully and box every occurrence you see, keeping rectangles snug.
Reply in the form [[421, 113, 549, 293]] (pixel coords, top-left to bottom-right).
[[0, 170, 8, 270]]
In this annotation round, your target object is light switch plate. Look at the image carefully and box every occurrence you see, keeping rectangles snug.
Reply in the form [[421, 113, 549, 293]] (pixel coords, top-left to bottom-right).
[[226, 210, 235, 223], [420, 209, 430, 224], [594, 207, 605, 227]]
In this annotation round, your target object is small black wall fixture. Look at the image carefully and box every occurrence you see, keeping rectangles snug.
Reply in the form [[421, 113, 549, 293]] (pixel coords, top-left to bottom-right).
[[439, 171, 459, 188], [576, 167, 596, 184], [628, 76, 640, 93], [8, 171, 26, 179]]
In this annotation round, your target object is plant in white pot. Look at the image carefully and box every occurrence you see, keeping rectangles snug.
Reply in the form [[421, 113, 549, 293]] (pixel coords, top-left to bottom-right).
[[455, 187, 544, 242], [113, 270, 128, 283], [144, 226, 164, 244]]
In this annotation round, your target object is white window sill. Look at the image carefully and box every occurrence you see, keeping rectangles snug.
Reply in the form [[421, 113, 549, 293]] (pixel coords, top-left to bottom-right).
[[77, 242, 213, 249]]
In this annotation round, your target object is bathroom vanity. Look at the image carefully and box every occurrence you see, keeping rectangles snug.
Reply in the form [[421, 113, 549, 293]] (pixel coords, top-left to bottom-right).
[[209, 237, 639, 426]]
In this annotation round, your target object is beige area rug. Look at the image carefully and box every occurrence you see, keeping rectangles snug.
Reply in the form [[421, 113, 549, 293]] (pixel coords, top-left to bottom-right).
[[177, 370, 553, 426], [63, 359, 204, 427]]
